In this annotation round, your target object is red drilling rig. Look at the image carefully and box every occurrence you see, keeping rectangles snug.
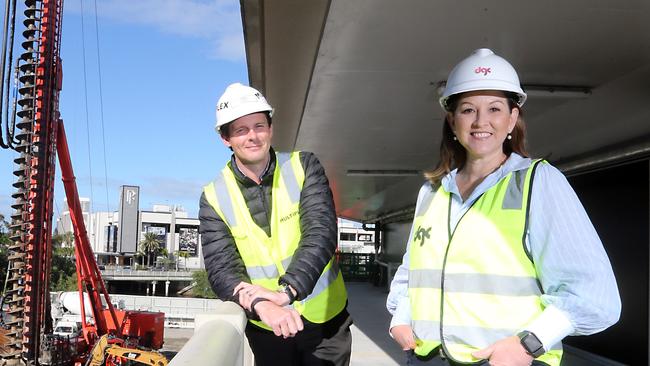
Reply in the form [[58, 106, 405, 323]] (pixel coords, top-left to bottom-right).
[[0, 1, 166, 365]]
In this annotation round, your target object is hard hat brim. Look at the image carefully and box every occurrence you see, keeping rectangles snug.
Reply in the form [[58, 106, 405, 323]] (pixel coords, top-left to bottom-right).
[[439, 79, 527, 111], [215, 105, 274, 132]]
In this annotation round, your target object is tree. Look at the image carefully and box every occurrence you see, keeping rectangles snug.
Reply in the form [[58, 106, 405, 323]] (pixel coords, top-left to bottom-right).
[[0, 213, 8, 235], [0, 214, 10, 288], [134, 249, 145, 267], [156, 248, 169, 268], [139, 232, 161, 267], [175, 250, 190, 270], [54, 246, 75, 259], [191, 270, 216, 299], [52, 231, 74, 248], [50, 248, 77, 291], [52, 271, 78, 292], [52, 231, 75, 260]]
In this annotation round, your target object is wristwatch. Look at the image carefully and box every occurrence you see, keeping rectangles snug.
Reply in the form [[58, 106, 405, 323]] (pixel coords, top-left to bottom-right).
[[517, 331, 545, 358], [278, 283, 296, 305]]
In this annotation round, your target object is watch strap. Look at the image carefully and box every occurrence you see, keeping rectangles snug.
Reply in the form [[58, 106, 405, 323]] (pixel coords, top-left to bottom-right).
[[278, 283, 296, 305], [517, 331, 545, 358]]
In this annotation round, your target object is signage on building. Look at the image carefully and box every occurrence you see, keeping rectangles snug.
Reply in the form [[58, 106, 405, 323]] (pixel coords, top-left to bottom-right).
[[144, 225, 168, 250], [118, 185, 140, 253], [179, 227, 198, 256]]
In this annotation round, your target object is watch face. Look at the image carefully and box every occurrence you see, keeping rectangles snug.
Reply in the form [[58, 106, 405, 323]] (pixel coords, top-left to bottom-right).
[[519, 332, 544, 358]]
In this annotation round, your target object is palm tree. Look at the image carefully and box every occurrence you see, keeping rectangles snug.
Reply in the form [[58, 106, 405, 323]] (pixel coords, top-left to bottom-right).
[[139, 232, 161, 267], [176, 250, 190, 270], [52, 231, 74, 248], [52, 232, 75, 258], [134, 249, 146, 267]]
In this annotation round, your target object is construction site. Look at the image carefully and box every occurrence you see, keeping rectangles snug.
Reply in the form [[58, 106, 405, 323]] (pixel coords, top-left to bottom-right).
[[2, 0, 650, 365]]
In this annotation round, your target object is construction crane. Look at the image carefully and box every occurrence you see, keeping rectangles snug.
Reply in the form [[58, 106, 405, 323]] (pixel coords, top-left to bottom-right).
[[0, 1, 167, 365]]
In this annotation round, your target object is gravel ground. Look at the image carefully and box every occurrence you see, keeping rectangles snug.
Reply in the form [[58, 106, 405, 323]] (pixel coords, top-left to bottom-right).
[[161, 327, 194, 360]]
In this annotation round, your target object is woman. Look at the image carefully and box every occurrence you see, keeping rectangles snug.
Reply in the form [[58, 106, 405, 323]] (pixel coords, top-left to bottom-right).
[[386, 49, 621, 366]]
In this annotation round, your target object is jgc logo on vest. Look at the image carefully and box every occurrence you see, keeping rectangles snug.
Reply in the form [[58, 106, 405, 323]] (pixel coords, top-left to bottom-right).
[[414, 226, 431, 246], [280, 210, 299, 223]]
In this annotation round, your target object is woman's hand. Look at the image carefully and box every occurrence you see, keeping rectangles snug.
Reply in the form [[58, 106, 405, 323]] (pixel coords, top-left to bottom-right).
[[471, 336, 534, 366], [390, 325, 417, 351], [233, 282, 287, 310]]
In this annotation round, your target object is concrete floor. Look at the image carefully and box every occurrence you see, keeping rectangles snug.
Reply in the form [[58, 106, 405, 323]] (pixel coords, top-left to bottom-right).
[[346, 281, 403, 366]]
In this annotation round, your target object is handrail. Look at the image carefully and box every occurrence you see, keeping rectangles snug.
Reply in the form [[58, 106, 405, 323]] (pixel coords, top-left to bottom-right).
[[100, 269, 193, 278], [168, 301, 253, 366]]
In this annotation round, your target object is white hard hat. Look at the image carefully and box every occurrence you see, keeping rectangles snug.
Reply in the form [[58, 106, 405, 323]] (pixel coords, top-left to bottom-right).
[[215, 83, 274, 132], [439, 48, 527, 111]]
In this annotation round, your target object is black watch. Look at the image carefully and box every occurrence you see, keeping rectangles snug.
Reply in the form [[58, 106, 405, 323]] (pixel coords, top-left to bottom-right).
[[278, 283, 296, 305], [517, 331, 545, 358]]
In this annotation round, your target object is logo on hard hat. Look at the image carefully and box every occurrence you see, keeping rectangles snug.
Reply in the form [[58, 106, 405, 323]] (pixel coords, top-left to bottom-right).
[[217, 102, 229, 110], [474, 66, 491, 76]]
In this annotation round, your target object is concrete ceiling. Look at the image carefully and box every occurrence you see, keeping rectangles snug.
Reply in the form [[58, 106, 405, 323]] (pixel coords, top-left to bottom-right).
[[241, 0, 650, 222]]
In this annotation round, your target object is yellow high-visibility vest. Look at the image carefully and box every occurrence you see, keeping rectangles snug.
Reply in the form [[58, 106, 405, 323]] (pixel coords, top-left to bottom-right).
[[203, 152, 347, 330], [409, 160, 562, 365]]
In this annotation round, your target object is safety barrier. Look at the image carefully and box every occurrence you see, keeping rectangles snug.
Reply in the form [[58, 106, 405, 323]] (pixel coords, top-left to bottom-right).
[[338, 253, 376, 281], [374, 259, 401, 292], [168, 301, 253, 366]]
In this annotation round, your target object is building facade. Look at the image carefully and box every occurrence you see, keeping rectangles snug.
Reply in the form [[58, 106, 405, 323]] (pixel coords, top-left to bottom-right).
[[54, 186, 203, 271]]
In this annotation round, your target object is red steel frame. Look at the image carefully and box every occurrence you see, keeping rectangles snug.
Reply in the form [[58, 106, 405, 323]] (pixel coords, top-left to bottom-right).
[[56, 121, 122, 345]]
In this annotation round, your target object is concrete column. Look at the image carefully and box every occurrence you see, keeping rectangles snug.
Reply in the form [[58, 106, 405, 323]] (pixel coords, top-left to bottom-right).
[[165, 280, 171, 297], [152, 280, 158, 295], [170, 210, 176, 254]]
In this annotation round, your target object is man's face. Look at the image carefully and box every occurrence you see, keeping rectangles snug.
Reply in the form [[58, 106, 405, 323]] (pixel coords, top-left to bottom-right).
[[221, 112, 273, 166]]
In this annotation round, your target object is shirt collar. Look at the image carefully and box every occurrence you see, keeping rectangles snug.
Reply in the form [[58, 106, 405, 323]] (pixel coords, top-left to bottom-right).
[[229, 147, 276, 185], [441, 153, 532, 199]]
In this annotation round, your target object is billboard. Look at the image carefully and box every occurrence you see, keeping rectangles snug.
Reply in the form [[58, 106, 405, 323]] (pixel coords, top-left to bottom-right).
[[178, 227, 198, 257], [144, 225, 168, 251], [118, 185, 139, 253], [104, 225, 118, 252]]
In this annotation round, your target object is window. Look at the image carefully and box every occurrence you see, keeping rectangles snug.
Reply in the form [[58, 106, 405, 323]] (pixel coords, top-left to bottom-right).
[[357, 233, 373, 242], [339, 232, 356, 241], [105, 225, 118, 252]]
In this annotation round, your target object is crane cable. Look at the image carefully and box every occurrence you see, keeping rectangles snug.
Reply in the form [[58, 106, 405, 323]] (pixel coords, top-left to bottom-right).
[[93, 0, 111, 214], [0, 0, 17, 149], [79, 0, 95, 213]]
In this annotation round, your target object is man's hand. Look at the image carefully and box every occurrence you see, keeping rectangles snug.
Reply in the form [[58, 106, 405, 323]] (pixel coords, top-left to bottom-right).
[[233, 282, 287, 310], [471, 336, 534, 366], [254, 301, 304, 338], [390, 325, 417, 351]]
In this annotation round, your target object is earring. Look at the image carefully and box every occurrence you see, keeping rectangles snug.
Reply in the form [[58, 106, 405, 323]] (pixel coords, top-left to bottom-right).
[[453, 135, 458, 141], [507, 133, 512, 140]]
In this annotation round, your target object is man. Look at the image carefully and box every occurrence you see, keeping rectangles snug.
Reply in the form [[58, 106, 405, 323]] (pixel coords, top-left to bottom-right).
[[199, 83, 352, 366]]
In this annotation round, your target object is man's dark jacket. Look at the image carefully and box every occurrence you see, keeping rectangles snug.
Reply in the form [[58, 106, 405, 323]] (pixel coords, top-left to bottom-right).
[[199, 149, 339, 316]]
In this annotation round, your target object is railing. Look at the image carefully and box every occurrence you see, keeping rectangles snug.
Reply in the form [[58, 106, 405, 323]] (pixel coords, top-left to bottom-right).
[[374, 259, 401, 292], [100, 269, 195, 278], [168, 301, 253, 366], [337, 253, 376, 281]]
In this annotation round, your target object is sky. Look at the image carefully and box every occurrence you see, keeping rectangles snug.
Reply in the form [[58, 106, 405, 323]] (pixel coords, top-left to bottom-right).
[[0, 0, 248, 221]]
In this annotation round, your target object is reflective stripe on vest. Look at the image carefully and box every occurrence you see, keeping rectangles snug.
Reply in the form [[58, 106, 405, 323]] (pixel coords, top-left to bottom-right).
[[408, 160, 562, 366], [203, 151, 347, 329]]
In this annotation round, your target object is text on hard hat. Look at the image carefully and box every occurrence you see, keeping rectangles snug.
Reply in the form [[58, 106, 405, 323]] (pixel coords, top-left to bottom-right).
[[474, 67, 492, 76]]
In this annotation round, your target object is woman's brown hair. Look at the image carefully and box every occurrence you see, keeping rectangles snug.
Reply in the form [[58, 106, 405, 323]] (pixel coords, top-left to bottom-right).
[[424, 92, 529, 186]]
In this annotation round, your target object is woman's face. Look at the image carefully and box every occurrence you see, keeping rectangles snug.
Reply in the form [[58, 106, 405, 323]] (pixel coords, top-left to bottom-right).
[[448, 91, 519, 161]]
